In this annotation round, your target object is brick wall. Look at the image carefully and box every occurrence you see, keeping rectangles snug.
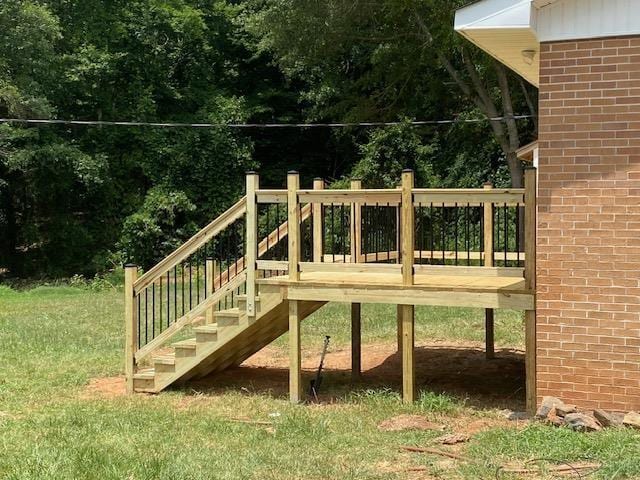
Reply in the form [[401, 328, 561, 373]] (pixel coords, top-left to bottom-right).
[[537, 36, 640, 411]]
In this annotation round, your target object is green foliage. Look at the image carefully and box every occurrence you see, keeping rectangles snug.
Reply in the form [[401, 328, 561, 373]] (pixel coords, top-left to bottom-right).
[[351, 121, 438, 188], [119, 187, 197, 269]]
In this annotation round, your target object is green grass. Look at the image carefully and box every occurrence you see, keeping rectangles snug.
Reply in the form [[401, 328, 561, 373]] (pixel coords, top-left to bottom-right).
[[0, 284, 638, 479]]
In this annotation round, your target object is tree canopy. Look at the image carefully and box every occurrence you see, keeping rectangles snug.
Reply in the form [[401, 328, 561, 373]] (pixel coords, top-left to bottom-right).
[[0, 0, 536, 278]]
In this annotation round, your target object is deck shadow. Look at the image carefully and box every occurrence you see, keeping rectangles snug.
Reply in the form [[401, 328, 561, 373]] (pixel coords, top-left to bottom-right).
[[180, 344, 525, 411]]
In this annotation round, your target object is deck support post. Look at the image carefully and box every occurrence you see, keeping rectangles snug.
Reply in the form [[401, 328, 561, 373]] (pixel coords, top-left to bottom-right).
[[350, 179, 363, 380], [124, 264, 138, 394], [400, 170, 416, 403], [399, 304, 415, 403], [351, 303, 362, 380], [289, 299, 302, 403], [288, 171, 301, 282], [396, 304, 403, 353], [524, 167, 537, 414], [312, 178, 324, 263], [483, 182, 496, 359], [246, 172, 259, 317]]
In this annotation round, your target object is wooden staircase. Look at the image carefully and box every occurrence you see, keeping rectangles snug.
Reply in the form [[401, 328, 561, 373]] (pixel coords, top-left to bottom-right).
[[133, 284, 324, 393]]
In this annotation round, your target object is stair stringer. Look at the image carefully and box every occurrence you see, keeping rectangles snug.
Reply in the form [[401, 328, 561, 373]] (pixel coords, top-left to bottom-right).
[[150, 284, 325, 392], [188, 297, 326, 380]]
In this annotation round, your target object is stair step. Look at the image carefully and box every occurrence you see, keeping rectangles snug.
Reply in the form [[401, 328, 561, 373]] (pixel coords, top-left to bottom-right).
[[190, 315, 207, 327], [215, 308, 241, 327], [194, 325, 218, 343], [172, 339, 197, 358], [133, 368, 156, 392], [134, 369, 155, 380], [237, 295, 261, 303], [153, 354, 176, 366]]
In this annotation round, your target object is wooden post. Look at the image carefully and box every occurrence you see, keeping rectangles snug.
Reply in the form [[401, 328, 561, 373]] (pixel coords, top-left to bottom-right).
[[206, 258, 216, 324], [401, 170, 414, 286], [524, 167, 537, 414], [400, 170, 415, 403], [287, 171, 301, 282], [350, 179, 362, 263], [245, 172, 259, 317], [312, 178, 324, 263], [397, 304, 403, 352], [124, 265, 138, 394], [351, 302, 362, 380], [483, 182, 495, 359], [350, 179, 363, 380], [289, 300, 302, 403], [400, 304, 415, 403]]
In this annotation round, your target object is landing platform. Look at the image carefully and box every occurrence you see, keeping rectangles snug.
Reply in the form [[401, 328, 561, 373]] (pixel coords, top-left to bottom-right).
[[258, 270, 534, 310]]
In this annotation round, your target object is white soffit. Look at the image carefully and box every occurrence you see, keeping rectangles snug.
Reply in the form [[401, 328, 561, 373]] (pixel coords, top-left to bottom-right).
[[455, 0, 640, 87], [454, 0, 540, 86]]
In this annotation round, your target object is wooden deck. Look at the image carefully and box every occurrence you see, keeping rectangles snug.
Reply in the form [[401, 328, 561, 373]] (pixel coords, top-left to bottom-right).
[[259, 270, 534, 310]]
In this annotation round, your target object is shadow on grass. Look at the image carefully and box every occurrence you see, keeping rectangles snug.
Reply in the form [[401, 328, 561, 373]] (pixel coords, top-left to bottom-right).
[[179, 345, 525, 412]]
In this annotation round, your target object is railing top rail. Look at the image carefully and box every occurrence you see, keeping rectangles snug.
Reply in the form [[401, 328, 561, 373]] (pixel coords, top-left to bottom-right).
[[297, 189, 401, 205], [413, 188, 525, 205], [133, 196, 247, 294]]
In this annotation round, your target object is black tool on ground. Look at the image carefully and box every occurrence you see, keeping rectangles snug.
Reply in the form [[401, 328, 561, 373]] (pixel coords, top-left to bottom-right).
[[309, 336, 331, 401]]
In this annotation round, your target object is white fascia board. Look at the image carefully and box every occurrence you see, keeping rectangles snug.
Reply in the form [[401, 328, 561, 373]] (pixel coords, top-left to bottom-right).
[[455, 0, 533, 31]]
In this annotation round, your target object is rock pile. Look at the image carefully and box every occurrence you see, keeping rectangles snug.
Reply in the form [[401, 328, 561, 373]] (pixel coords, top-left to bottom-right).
[[535, 396, 640, 432]]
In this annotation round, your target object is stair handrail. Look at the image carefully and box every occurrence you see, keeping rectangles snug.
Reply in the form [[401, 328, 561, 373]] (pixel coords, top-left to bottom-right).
[[133, 196, 247, 295]]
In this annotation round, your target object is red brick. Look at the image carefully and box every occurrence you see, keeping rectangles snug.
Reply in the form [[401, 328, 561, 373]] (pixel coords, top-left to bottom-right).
[[537, 36, 640, 411]]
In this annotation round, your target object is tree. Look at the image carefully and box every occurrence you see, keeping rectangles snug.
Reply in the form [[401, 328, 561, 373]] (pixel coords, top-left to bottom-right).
[[250, 0, 538, 187]]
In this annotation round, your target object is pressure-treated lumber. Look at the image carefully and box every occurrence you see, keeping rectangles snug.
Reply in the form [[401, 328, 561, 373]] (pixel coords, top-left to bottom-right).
[[125, 265, 138, 394], [401, 170, 414, 286], [399, 304, 415, 403], [350, 179, 362, 263], [524, 167, 537, 414], [313, 178, 324, 263], [245, 172, 259, 317], [289, 300, 302, 403], [351, 303, 361, 380], [287, 172, 301, 282], [485, 309, 495, 360]]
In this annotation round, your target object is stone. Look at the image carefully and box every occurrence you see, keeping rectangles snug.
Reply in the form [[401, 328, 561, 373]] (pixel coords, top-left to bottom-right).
[[536, 396, 563, 420], [555, 404, 578, 417], [593, 409, 623, 428], [507, 411, 530, 421], [623, 412, 640, 430], [547, 409, 564, 427], [564, 413, 602, 432]]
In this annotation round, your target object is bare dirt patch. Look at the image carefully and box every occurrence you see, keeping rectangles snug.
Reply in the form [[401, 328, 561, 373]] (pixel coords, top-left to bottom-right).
[[190, 341, 525, 411], [81, 376, 126, 399]]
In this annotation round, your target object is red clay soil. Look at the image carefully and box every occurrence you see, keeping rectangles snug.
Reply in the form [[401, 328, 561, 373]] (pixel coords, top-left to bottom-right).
[[83, 341, 526, 411], [190, 341, 526, 411]]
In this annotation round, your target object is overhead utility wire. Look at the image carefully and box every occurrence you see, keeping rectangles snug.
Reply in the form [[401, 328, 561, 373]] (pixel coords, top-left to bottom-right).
[[0, 115, 534, 129]]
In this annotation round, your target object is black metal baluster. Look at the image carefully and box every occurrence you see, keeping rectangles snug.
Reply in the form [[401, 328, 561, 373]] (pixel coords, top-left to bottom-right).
[[516, 204, 521, 266], [166, 271, 170, 327], [441, 204, 446, 265], [454, 203, 459, 266], [174, 265, 177, 320], [430, 203, 435, 264], [159, 274, 163, 332], [504, 203, 509, 268], [137, 293, 141, 348], [145, 288, 149, 345], [331, 203, 335, 263], [152, 282, 156, 339], [181, 262, 185, 316], [466, 204, 471, 266]]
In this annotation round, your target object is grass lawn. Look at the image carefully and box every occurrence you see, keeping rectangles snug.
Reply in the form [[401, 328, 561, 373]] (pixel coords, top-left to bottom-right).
[[1, 284, 639, 479]]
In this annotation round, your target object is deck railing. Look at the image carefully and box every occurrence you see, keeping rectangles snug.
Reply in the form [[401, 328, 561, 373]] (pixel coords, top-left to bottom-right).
[[247, 167, 536, 295]]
